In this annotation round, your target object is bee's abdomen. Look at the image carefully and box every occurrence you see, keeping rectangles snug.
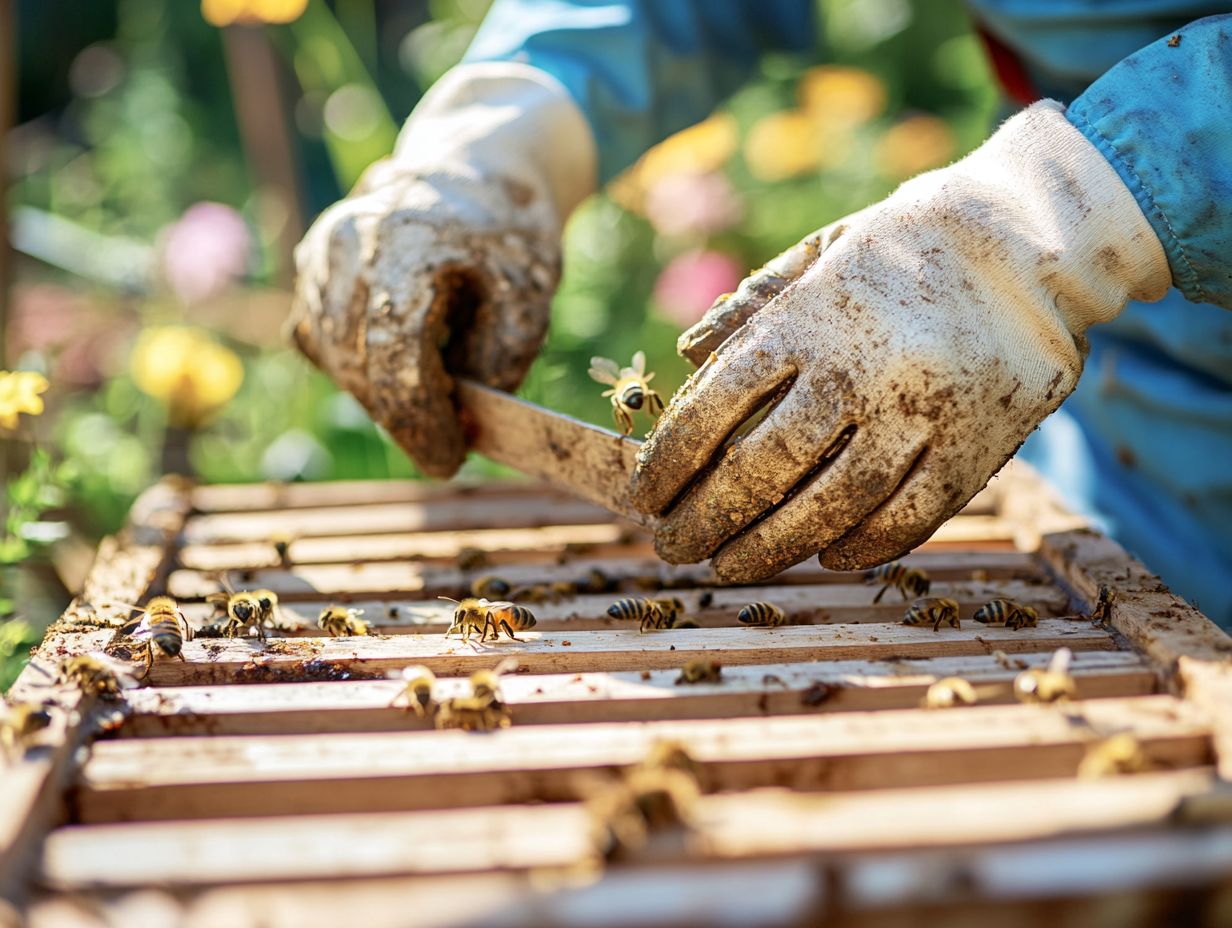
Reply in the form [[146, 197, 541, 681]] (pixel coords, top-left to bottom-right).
[[619, 383, 644, 410], [737, 602, 785, 626], [607, 597, 650, 621]]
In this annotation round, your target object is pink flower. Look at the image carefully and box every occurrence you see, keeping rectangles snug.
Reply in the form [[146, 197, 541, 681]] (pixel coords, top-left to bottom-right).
[[161, 202, 251, 305], [653, 250, 744, 328], [644, 171, 743, 239]]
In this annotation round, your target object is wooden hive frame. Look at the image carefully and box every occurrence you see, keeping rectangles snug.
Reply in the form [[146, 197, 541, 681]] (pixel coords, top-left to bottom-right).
[[3, 463, 1231, 927]]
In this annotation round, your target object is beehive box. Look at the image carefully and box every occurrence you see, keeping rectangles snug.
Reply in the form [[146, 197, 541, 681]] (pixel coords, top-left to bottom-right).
[[4, 463, 1231, 927]]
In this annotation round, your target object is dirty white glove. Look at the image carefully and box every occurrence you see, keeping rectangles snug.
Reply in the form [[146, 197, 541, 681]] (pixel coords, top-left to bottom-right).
[[630, 101, 1170, 582], [289, 63, 596, 477]]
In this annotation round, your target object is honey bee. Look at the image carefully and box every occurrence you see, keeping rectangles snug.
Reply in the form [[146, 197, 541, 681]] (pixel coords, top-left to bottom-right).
[[737, 601, 786, 627], [1078, 733, 1150, 779], [1014, 647, 1076, 704], [207, 576, 280, 641], [270, 533, 294, 569], [1088, 585, 1115, 626], [972, 599, 1039, 630], [642, 598, 685, 632], [922, 677, 979, 709], [468, 658, 518, 703], [587, 765, 699, 861], [510, 582, 575, 604], [576, 567, 616, 594], [865, 562, 931, 603], [588, 351, 665, 436], [638, 740, 703, 783], [440, 597, 537, 642], [388, 665, 436, 716], [435, 695, 512, 732], [317, 605, 369, 637], [676, 658, 722, 685], [56, 653, 140, 699], [470, 575, 512, 599], [455, 546, 489, 572], [118, 596, 190, 677], [902, 597, 960, 631], [1, 701, 53, 762]]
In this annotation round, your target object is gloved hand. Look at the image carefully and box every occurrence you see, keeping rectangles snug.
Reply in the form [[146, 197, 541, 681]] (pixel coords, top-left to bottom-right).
[[289, 63, 596, 477], [630, 100, 1170, 582]]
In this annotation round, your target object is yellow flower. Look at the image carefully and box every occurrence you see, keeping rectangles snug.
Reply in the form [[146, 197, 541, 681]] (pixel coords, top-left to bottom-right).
[[744, 110, 834, 182], [609, 113, 739, 212], [130, 327, 244, 429], [201, 0, 308, 27], [874, 115, 956, 180], [0, 371, 50, 431], [798, 66, 887, 130]]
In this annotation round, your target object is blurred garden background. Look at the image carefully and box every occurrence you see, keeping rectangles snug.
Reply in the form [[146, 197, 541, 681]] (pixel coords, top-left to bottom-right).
[[0, 0, 999, 685]]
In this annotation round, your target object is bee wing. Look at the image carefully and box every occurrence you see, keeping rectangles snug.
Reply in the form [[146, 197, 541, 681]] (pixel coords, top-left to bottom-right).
[[588, 357, 620, 385], [631, 350, 646, 374], [395, 664, 434, 681], [1049, 647, 1073, 675], [490, 658, 520, 676]]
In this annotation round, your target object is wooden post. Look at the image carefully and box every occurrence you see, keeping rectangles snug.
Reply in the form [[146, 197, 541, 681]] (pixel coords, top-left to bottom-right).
[[220, 24, 304, 288]]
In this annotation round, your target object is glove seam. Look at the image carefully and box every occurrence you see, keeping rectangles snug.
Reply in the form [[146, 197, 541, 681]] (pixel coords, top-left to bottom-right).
[[1064, 108, 1201, 304]]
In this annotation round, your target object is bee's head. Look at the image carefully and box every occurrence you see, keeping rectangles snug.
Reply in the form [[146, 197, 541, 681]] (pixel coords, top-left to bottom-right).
[[233, 601, 255, 621]]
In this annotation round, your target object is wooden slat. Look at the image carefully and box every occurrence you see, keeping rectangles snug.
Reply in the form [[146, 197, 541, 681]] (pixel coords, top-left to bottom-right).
[[137, 620, 1120, 686], [190, 479, 552, 513], [205, 578, 1071, 636], [74, 696, 1212, 822], [32, 830, 1232, 928], [181, 497, 620, 544], [177, 523, 647, 571], [168, 550, 1048, 602], [40, 769, 1214, 889], [117, 651, 1156, 737]]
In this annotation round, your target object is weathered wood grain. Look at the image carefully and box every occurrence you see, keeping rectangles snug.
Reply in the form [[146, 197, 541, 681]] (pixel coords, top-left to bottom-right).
[[137, 619, 1121, 686], [40, 770, 1213, 889], [75, 696, 1212, 822], [117, 650, 1155, 737]]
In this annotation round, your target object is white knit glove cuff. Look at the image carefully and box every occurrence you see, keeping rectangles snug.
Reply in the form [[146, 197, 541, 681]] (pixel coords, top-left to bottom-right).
[[393, 62, 599, 225], [926, 99, 1170, 335]]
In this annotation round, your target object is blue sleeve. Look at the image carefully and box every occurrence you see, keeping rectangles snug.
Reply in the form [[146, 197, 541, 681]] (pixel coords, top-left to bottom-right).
[[1066, 14, 1232, 310], [462, 0, 816, 183]]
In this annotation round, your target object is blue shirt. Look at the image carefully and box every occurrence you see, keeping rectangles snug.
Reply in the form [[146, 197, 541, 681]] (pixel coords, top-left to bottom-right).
[[466, 2, 1232, 627]]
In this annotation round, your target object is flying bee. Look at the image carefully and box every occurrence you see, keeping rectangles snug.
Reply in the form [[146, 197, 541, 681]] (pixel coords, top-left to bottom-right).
[[589, 351, 665, 436], [1014, 647, 1076, 704], [207, 575, 280, 641], [388, 665, 436, 717], [56, 653, 140, 699], [317, 605, 369, 637], [118, 596, 190, 677], [1078, 733, 1150, 779], [972, 599, 1038, 630], [902, 597, 960, 631], [676, 658, 722, 685], [470, 575, 512, 599], [737, 601, 786, 628], [1, 702, 54, 762], [440, 597, 537, 642], [922, 677, 979, 709], [865, 562, 931, 603]]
